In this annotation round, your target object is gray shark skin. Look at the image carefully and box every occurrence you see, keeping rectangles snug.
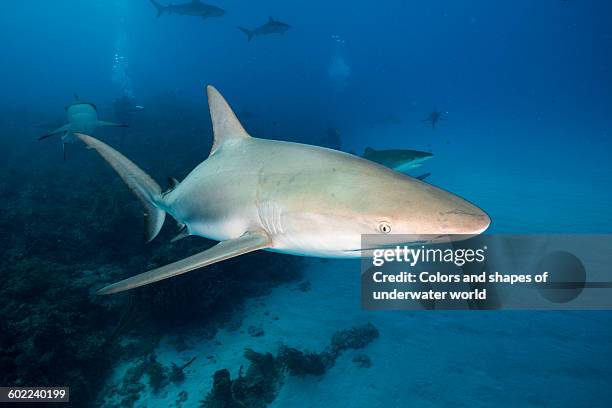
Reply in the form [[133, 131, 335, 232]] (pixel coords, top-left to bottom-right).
[[150, 0, 225, 19], [38, 95, 127, 160], [423, 108, 445, 130], [238, 17, 291, 42], [75, 86, 489, 295], [362, 147, 434, 173]]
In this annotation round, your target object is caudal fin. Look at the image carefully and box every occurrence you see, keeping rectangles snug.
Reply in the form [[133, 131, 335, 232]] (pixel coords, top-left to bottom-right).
[[238, 27, 254, 42], [149, 0, 166, 17], [74, 133, 166, 242]]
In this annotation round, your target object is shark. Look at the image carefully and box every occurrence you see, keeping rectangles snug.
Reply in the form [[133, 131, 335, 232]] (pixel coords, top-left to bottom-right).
[[238, 17, 291, 42], [39, 94, 127, 160], [149, 0, 225, 19], [75, 86, 490, 295], [423, 109, 445, 130], [362, 147, 434, 173]]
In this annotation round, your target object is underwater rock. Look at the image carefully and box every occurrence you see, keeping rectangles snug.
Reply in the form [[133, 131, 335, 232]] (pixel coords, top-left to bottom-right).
[[201, 369, 242, 408], [169, 356, 197, 383], [113, 362, 147, 408], [112, 352, 170, 403], [297, 280, 312, 292], [352, 353, 372, 368], [202, 349, 282, 408], [277, 346, 329, 376], [330, 323, 380, 353], [248, 324, 265, 337], [177, 390, 188, 403], [145, 353, 169, 393], [201, 324, 379, 407]]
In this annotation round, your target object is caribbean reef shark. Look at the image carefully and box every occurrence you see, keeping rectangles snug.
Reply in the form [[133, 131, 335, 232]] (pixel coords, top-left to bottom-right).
[[362, 147, 433, 173], [39, 94, 127, 160], [238, 17, 291, 42], [76, 86, 489, 295], [150, 0, 225, 19]]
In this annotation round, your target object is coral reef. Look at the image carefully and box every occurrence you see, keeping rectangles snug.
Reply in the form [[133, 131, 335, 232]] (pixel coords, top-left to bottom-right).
[[277, 346, 329, 376], [201, 323, 379, 407], [330, 322, 380, 353]]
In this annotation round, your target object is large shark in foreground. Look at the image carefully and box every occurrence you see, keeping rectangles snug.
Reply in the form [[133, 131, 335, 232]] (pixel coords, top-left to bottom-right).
[[76, 86, 490, 295], [39, 95, 127, 160], [362, 147, 433, 173], [238, 17, 291, 42], [149, 0, 225, 19]]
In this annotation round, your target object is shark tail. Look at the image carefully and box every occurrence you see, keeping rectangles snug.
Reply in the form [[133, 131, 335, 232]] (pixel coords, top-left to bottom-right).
[[74, 133, 166, 243], [149, 0, 166, 17], [238, 27, 254, 42]]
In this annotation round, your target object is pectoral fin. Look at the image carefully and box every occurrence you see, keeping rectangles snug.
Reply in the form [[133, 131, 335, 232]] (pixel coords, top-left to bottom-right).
[[38, 123, 70, 140], [96, 230, 271, 295], [97, 120, 128, 128]]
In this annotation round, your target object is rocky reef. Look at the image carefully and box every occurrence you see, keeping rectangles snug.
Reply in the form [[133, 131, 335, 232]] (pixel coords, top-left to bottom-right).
[[201, 323, 379, 407]]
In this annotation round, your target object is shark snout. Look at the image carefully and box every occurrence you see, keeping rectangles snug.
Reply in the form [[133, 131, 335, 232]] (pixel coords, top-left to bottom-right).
[[437, 205, 491, 235]]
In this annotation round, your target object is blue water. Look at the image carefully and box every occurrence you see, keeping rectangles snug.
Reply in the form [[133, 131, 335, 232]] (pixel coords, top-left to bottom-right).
[[1, 1, 611, 407]]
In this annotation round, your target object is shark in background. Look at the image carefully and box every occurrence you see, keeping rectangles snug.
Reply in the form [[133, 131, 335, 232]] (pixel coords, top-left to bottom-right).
[[149, 0, 225, 19], [75, 85, 490, 295], [38, 94, 127, 160], [238, 17, 291, 42], [362, 147, 434, 173], [423, 108, 446, 130]]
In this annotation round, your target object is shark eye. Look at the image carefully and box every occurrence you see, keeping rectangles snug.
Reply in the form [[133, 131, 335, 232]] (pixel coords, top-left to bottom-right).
[[378, 222, 392, 234]]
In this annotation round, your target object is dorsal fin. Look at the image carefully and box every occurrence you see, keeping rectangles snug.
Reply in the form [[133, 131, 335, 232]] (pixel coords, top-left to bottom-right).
[[364, 147, 375, 155], [206, 85, 250, 155]]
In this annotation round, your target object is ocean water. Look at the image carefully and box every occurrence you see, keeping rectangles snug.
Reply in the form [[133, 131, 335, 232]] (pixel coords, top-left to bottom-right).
[[1, 1, 611, 407]]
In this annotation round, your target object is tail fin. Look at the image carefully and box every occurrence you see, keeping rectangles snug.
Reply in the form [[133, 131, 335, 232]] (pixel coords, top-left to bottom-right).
[[149, 0, 165, 17], [74, 133, 166, 242], [238, 27, 254, 42]]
